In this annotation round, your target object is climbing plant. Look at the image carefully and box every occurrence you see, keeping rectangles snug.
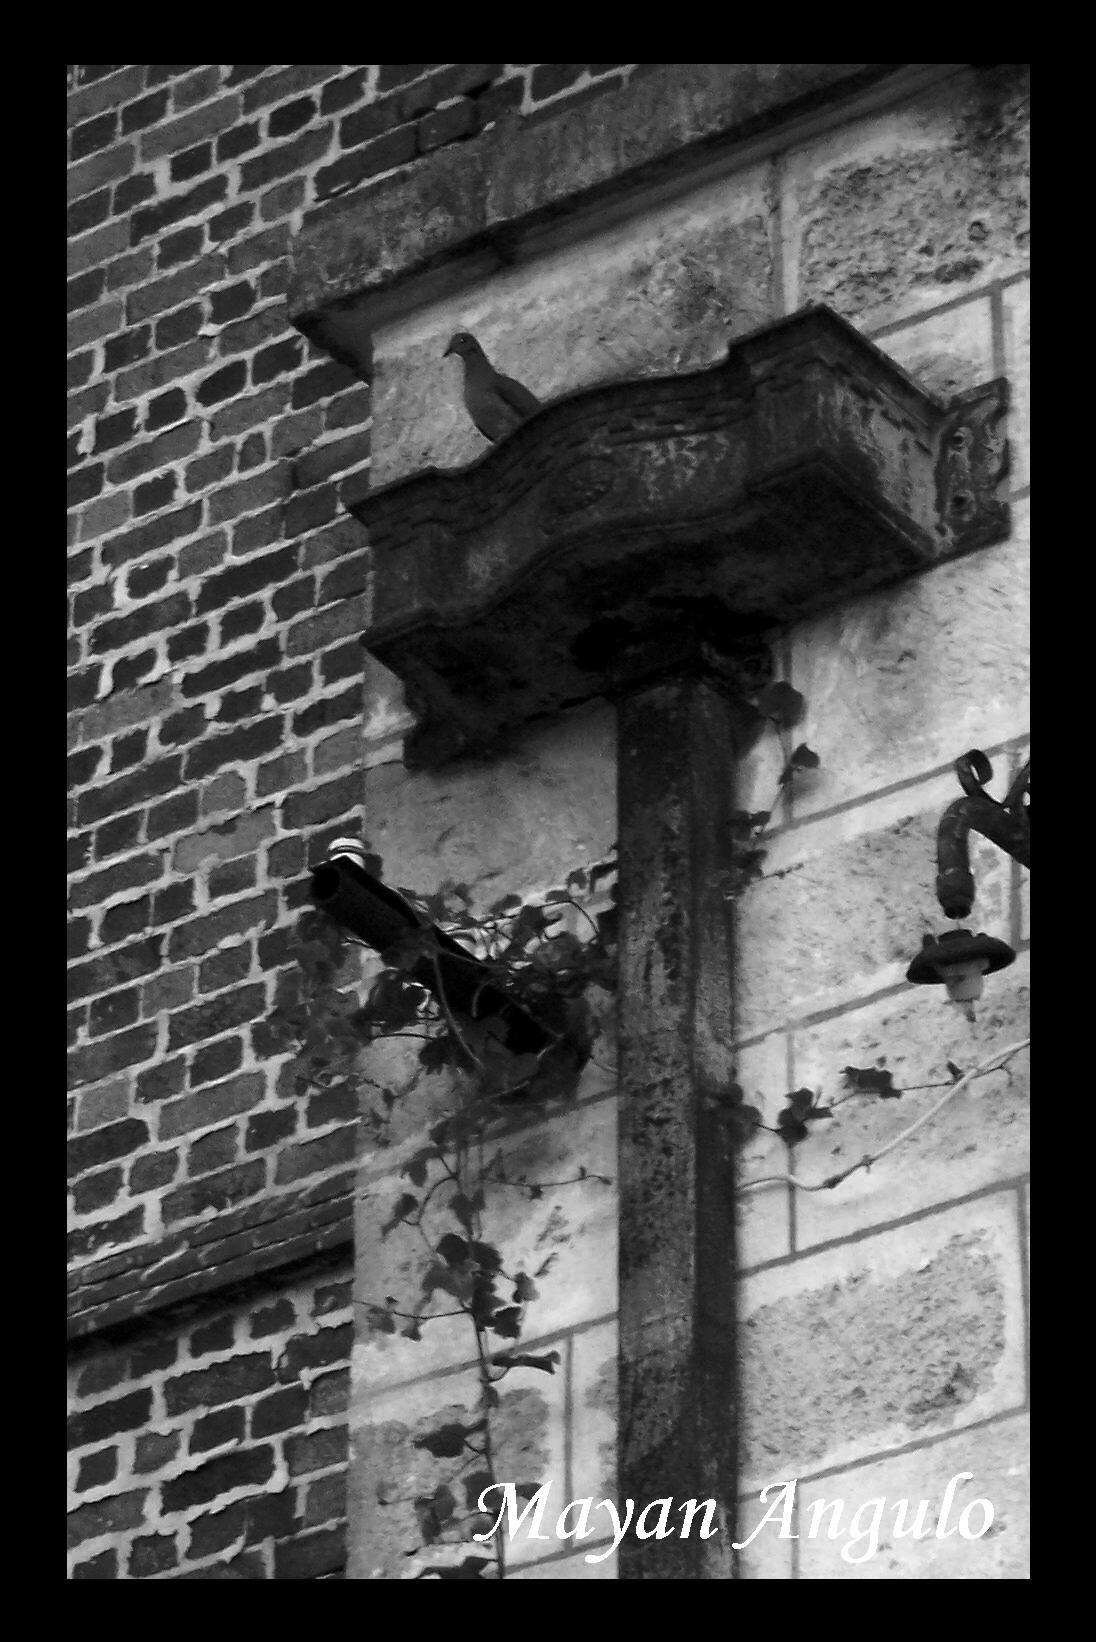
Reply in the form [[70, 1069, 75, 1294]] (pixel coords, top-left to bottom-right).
[[270, 681, 1028, 1575]]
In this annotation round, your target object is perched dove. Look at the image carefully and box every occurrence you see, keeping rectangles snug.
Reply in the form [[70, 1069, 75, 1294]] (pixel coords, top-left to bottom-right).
[[443, 331, 541, 443]]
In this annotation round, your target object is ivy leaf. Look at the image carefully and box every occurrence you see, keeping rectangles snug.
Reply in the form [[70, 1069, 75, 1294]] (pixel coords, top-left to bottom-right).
[[757, 680, 805, 728], [489, 893, 523, 916], [432, 1484, 457, 1524], [402, 1148, 436, 1187], [414, 1420, 483, 1459], [419, 1034, 453, 1073], [436, 1232, 470, 1267], [381, 1193, 418, 1237], [365, 1304, 397, 1336], [726, 1103, 762, 1144], [842, 1065, 899, 1098], [400, 1316, 423, 1341], [470, 1240, 502, 1273], [462, 1471, 495, 1511], [946, 1061, 965, 1082], [780, 743, 821, 784], [489, 1306, 523, 1340], [512, 1272, 539, 1303], [514, 1481, 543, 1501], [491, 1349, 561, 1375], [450, 1191, 485, 1234], [566, 868, 588, 891]]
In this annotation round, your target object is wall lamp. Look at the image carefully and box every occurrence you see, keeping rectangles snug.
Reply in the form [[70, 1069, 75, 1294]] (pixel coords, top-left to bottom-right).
[[907, 749, 1029, 1017], [309, 839, 551, 1055]]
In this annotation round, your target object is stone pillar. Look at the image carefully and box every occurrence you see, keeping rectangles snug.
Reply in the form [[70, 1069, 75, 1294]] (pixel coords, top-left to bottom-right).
[[615, 651, 764, 1577]]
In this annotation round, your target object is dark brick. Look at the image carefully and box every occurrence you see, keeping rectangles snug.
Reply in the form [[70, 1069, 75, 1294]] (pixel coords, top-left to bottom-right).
[[249, 1297, 295, 1337], [279, 1323, 352, 1380], [68, 267, 107, 311], [76, 753, 182, 827], [70, 849, 161, 909], [68, 1023, 157, 1088], [129, 1147, 179, 1191], [245, 1491, 301, 1543], [273, 1526, 344, 1579], [313, 1281, 351, 1317], [290, 359, 358, 410], [231, 504, 283, 555], [220, 601, 266, 643], [195, 542, 296, 614], [197, 360, 248, 407], [154, 300, 203, 349], [132, 173, 228, 241], [296, 433, 366, 492], [134, 471, 178, 516], [283, 772, 361, 831], [187, 1125, 239, 1176], [166, 982, 267, 1051], [126, 253, 224, 324], [182, 716, 283, 782], [161, 1074, 264, 1144], [206, 858, 259, 904], [304, 1472, 347, 1526], [190, 1315, 236, 1356], [71, 1163, 123, 1215], [307, 1083, 357, 1128], [271, 575, 314, 621], [68, 1207, 144, 1262], [159, 704, 206, 746], [68, 463, 104, 509], [135, 1429, 181, 1472], [101, 323, 150, 373], [210, 279, 255, 324], [161, 1159, 265, 1223], [146, 787, 201, 840], [110, 649, 158, 693], [315, 124, 416, 198], [245, 1107, 296, 1152], [68, 1118, 149, 1181], [275, 1126, 355, 1184], [99, 894, 151, 946], [101, 502, 203, 569], [112, 170, 157, 214], [269, 95, 316, 137], [68, 664, 104, 712], [292, 683, 360, 739], [75, 1445, 118, 1491], [131, 1335, 177, 1376], [170, 141, 212, 184], [88, 986, 140, 1037], [68, 743, 105, 786], [107, 724, 147, 770], [266, 662, 312, 706], [93, 406, 139, 455], [190, 1406, 245, 1455], [68, 186, 111, 236], [224, 65, 272, 86], [68, 1388, 152, 1451], [164, 1354, 276, 1417], [121, 89, 170, 134], [188, 1501, 248, 1558], [129, 1533, 178, 1578], [209, 200, 256, 242], [252, 334, 302, 384], [284, 487, 336, 538], [153, 880, 196, 924], [310, 1368, 349, 1416], [147, 387, 188, 431], [417, 98, 476, 152], [217, 120, 261, 161], [238, 434, 267, 477], [239, 126, 330, 194], [68, 935, 164, 1004], [169, 892, 278, 963], [251, 1383, 308, 1438], [72, 1549, 118, 1578], [166, 622, 209, 664], [127, 559, 172, 599]]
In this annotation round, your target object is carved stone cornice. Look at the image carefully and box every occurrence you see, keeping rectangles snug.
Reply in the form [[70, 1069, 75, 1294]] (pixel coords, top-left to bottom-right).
[[351, 306, 1008, 765]]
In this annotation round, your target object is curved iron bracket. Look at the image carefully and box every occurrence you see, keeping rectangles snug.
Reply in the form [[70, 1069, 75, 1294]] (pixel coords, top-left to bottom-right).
[[936, 749, 1030, 919]]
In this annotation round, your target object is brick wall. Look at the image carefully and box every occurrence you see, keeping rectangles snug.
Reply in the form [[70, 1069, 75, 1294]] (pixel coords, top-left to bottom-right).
[[67, 63, 639, 1580]]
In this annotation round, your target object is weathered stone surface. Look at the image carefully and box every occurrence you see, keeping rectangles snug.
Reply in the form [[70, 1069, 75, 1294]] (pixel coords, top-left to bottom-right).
[[875, 291, 994, 401], [570, 1319, 618, 1506], [363, 698, 616, 903], [783, 65, 1029, 328], [289, 65, 899, 343], [735, 785, 1013, 1038], [1001, 277, 1029, 490], [738, 1189, 1025, 1489], [788, 953, 1029, 1249], [348, 1363, 563, 1578], [794, 1412, 1029, 1577], [786, 500, 1029, 818], [368, 160, 776, 484]]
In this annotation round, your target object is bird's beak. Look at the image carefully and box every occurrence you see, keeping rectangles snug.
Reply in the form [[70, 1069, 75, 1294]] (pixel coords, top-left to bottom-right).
[[442, 342, 455, 358]]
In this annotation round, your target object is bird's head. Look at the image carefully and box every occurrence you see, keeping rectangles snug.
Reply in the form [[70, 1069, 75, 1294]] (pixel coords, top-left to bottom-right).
[[443, 331, 484, 361]]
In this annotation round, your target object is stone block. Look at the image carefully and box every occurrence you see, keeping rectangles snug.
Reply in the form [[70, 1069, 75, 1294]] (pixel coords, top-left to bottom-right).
[[782, 65, 1029, 328], [793, 1412, 1029, 1577], [786, 498, 1029, 819], [738, 1188, 1026, 1491], [788, 953, 1029, 1249], [735, 781, 1014, 1038]]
